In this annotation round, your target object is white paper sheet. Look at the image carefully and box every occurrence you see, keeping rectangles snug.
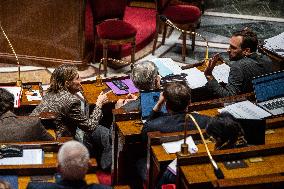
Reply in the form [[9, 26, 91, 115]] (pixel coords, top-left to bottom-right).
[[212, 63, 230, 83], [162, 136, 198, 154], [182, 68, 208, 89], [26, 90, 42, 101], [0, 149, 43, 165], [0, 86, 22, 108], [151, 58, 182, 77], [264, 32, 284, 56]]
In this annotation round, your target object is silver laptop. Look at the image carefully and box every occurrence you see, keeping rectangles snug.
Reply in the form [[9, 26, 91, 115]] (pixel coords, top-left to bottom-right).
[[252, 70, 284, 116]]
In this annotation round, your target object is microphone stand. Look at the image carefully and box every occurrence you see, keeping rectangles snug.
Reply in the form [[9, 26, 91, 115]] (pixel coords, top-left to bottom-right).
[[0, 22, 22, 87], [159, 15, 209, 66], [95, 58, 104, 87], [177, 113, 225, 179]]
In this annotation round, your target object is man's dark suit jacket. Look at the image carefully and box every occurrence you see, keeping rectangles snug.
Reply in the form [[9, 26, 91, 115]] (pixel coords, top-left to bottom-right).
[[142, 111, 212, 142], [0, 111, 54, 142], [206, 53, 273, 97], [27, 180, 111, 189]]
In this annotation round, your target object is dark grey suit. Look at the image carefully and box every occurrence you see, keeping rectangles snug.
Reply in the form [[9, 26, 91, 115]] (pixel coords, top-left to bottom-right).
[[207, 53, 273, 97], [0, 111, 54, 142]]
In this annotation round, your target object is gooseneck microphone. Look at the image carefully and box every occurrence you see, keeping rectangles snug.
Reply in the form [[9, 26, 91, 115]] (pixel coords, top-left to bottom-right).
[[0, 21, 22, 87], [185, 114, 225, 179]]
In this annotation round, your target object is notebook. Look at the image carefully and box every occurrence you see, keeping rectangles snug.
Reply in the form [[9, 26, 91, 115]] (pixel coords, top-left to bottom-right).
[[140, 89, 167, 121], [252, 70, 284, 116]]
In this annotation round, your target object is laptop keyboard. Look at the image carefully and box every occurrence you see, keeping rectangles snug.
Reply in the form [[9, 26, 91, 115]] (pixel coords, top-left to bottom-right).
[[263, 98, 284, 110]]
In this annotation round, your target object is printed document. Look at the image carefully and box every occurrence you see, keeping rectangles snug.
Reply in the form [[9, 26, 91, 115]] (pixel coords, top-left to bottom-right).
[[162, 136, 198, 154], [182, 67, 208, 89], [151, 58, 182, 77], [219, 100, 271, 119], [0, 149, 43, 165], [212, 63, 230, 83]]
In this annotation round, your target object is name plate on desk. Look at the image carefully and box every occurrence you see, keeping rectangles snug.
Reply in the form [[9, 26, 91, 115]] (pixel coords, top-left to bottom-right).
[[0, 149, 43, 165]]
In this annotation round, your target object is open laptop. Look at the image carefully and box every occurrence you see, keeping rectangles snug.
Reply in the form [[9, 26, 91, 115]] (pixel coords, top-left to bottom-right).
[[252, 70, 284, 116], [140, 89, 167, 121]]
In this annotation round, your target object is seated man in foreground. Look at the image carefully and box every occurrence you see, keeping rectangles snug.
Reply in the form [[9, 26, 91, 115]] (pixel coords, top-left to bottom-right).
[[0, 88, 54, 142], [142, 81, 212, 141], [27, 140, 111, 189], [137, 81, 212, 187], [157, 112, 248, 188], [205, 28, 273, 97]]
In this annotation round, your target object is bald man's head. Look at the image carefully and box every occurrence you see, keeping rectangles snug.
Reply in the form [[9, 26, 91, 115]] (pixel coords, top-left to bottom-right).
[[58, 141, 90, 180]]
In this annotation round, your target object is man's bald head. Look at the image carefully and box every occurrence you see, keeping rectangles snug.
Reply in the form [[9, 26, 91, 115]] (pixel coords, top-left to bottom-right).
[[58, 141, 90, 180]]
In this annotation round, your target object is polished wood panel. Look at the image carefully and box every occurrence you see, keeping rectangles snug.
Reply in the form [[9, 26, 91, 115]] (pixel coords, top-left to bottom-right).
[[177, 143, 284, 188], [0, 141, 98, 189], [112, 91, 284, 185], [146, 125, 284, 189], [0, 82, 42, 115], [0, 0, 88, 66]]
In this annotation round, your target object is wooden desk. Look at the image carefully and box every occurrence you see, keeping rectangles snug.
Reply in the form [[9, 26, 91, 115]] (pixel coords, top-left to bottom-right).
[[177, 143, 284, 188], [0, 82, 43, 115], [112, 93, 284, 186], [147, 126, 284, 189], [18, 174, 99, 189], [111, 92, 257, 184], [81, 77, 139, 116], [0, 141, 98, 189], [112, 120, 143, 185]]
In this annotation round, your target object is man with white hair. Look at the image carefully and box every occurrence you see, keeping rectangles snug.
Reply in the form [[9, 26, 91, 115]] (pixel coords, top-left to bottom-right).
[[27, 141, 111, 189]]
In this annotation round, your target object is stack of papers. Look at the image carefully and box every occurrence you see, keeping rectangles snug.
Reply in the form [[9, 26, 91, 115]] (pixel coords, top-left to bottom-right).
[[151, 58, 230, 88], [151, 58, 182, 77], [26, 90, 42, 101], [162, 136, 198, 154], [264, 32, 284, 57], [182, 68, 208, 89], [219, 100, 271, 119], [0, 86, 22, 108], [212, 63, 230, 83]]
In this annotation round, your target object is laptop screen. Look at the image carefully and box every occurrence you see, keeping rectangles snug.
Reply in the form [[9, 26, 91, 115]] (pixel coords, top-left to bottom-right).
[[140, 90, 167, 120], [252, 70, 284, 102]]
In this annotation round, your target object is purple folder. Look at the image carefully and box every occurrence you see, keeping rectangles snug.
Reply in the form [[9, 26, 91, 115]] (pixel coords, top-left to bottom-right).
[[106, 79, 139, 95]]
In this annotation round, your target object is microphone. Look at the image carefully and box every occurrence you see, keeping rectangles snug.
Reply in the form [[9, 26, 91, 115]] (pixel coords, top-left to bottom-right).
[[179, 113, 225, 179], [158, 15, 209, 62], [0, 21, 22, 87]]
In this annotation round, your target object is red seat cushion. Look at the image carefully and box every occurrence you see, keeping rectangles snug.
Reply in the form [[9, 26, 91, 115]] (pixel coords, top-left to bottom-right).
[[161, 184, 176, 189], [163, 5, 201, 24], [96, 20, 137, 40]]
